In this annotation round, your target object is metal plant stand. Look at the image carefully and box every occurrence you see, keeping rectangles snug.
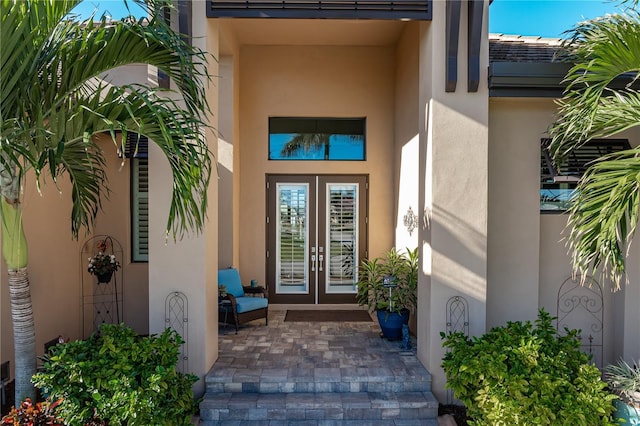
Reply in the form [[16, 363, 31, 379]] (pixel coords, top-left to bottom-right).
[[446, 296, 470, 336], [557, 275, 604, 368], [445, 295, 470, 404], [165, 291, 189, 374], [81, 235, 124, 338]]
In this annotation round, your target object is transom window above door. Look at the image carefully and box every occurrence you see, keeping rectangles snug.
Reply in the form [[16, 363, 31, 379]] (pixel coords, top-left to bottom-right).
[[269, 117, 366, 161]]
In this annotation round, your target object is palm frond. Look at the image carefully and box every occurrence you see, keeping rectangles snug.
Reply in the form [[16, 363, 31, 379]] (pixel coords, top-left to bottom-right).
[[42, 83, 212, 238], [547, 10, 640, 289], [553, 90, 640, 144], [44, 8, 209, 117], [61, 137, 108, 236], [1, 0, 213, 239], [549, 11, 640, 156], [566, 148, 640, 290]]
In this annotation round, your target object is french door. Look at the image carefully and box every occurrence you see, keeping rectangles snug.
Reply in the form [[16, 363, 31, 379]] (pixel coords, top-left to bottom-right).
[[266, 175, 368, 304]]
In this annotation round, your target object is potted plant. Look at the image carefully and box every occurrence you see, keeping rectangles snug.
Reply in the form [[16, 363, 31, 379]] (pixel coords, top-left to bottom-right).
[[356, 247, 417, 339], [87, 251, 120, 283], [606, 359, 640, 425]]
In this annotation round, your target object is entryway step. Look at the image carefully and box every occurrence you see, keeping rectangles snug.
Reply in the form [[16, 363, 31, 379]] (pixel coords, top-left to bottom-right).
[[199, 421, 438, 425], [205, 366, 431, 394], [199, 391, 438, 424]]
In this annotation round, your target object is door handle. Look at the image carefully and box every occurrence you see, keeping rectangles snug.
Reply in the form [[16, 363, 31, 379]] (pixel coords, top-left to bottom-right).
[[318, 254, 324, 272], [311, 254, 316, 272]]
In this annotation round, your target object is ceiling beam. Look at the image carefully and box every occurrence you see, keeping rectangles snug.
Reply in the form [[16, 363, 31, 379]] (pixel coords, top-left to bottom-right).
[[445, 0, 461, 92]]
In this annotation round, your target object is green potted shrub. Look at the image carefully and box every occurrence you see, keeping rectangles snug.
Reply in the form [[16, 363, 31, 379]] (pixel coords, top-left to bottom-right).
[[606, 359, 640, 425], [356, 247, 417, 339], [441, 309, 617, 425]]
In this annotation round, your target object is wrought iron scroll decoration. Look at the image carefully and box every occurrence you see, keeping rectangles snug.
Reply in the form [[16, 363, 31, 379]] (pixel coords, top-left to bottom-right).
[[556, 275, 604, 368], [445, 295, 470, 404], [165, 291, 189, 374], [403, 206, 418, 236]]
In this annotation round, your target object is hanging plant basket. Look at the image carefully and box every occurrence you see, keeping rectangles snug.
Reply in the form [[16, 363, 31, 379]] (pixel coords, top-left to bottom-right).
[[96, 271, 113, 284]]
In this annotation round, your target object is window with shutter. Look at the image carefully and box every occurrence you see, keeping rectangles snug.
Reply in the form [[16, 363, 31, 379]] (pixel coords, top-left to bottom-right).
[[126, 134, 149, 262], [540, 138, 631, 212]]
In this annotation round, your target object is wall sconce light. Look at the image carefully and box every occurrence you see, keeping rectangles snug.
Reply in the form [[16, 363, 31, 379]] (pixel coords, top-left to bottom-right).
[[403, 206, 418, 236]]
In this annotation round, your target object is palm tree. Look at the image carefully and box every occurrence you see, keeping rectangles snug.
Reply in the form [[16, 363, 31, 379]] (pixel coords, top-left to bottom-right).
[[548, 5, 640, 290], [0, 0, 212, 402]]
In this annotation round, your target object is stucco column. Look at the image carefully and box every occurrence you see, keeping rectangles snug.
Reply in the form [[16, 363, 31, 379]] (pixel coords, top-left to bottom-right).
[[417, 1, 489, 402], [218, 56, 235, 269], [623, 242, 640, 361], [148, 6, 219, 398]]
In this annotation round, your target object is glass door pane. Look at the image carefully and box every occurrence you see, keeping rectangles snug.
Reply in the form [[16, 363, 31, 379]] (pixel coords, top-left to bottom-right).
[[325, 183, 358, 294], [267, 174, 366, 304], [276, 183, 309, 294]]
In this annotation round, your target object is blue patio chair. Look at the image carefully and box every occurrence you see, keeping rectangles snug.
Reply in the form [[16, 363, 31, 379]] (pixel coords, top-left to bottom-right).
[[218, 268, 268, 333]]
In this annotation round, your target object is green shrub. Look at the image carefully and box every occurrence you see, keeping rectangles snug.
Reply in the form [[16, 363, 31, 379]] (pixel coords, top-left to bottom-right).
[[33, 324, 198, 426], [441, 309, 616, 426]]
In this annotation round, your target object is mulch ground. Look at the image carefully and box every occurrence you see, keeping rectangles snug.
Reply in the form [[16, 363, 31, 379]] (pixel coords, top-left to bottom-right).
[[1, 380, 15, 417], [439, 403, 469, 426]]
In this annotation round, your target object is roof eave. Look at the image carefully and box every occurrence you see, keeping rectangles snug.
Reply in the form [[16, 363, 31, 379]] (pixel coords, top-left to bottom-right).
[[488, 61, 571, 98]]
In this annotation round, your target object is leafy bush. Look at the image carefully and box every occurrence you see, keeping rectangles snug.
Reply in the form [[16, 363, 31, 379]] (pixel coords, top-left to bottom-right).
[[33, 324, 197, 426], [441, 309, 616, 426], [1, 397, 64, 426]]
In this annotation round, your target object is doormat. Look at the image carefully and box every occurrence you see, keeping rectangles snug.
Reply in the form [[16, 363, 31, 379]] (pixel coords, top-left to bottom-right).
[[284, 310, 372, 322]]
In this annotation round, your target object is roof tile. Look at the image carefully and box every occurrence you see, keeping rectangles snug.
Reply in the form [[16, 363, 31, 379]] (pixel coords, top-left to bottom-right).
[[489, 33, 563, 63]]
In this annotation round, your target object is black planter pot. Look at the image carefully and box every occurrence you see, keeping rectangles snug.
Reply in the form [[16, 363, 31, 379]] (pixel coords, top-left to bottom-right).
[[377, 309, 410, 340], [96, 271, 113, 284]]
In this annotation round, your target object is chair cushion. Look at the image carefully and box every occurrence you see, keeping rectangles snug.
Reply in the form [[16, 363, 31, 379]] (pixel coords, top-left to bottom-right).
[[234, 296, 268, 314], [218, 268, 245, 298]]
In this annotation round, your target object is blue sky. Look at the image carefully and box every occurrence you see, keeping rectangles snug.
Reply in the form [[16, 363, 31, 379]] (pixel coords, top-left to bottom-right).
[[489, 0, 630, 37], [72, 0, 630, 38], [71, 1, 145, 20]]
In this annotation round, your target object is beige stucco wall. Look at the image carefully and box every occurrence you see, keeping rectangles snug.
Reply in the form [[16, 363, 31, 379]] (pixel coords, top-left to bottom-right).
[[394, 23, 420, 251], [218, 22, 242, 270], [218, 55, 236, 270], [417, 0, 490, 401], [487, 98, 552, 328], [623, 237, 640, 361], [1, 170, 84, 377], [148, 7, 220, 397], [1, 134, 149, 382], [93, 136, 150, 336], [488, 97, 640, 368], [236, 44, 396, 282]]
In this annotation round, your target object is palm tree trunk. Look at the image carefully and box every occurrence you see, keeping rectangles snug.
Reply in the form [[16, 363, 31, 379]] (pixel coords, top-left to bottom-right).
[[2, 197, 35, 402], [7, 268, 36, 402]]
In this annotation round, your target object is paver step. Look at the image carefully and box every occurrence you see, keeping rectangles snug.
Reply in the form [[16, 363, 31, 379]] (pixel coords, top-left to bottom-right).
[[205, 366, 431, 394], [199, 420, 438, 425], [199, 391, 439, 424]]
